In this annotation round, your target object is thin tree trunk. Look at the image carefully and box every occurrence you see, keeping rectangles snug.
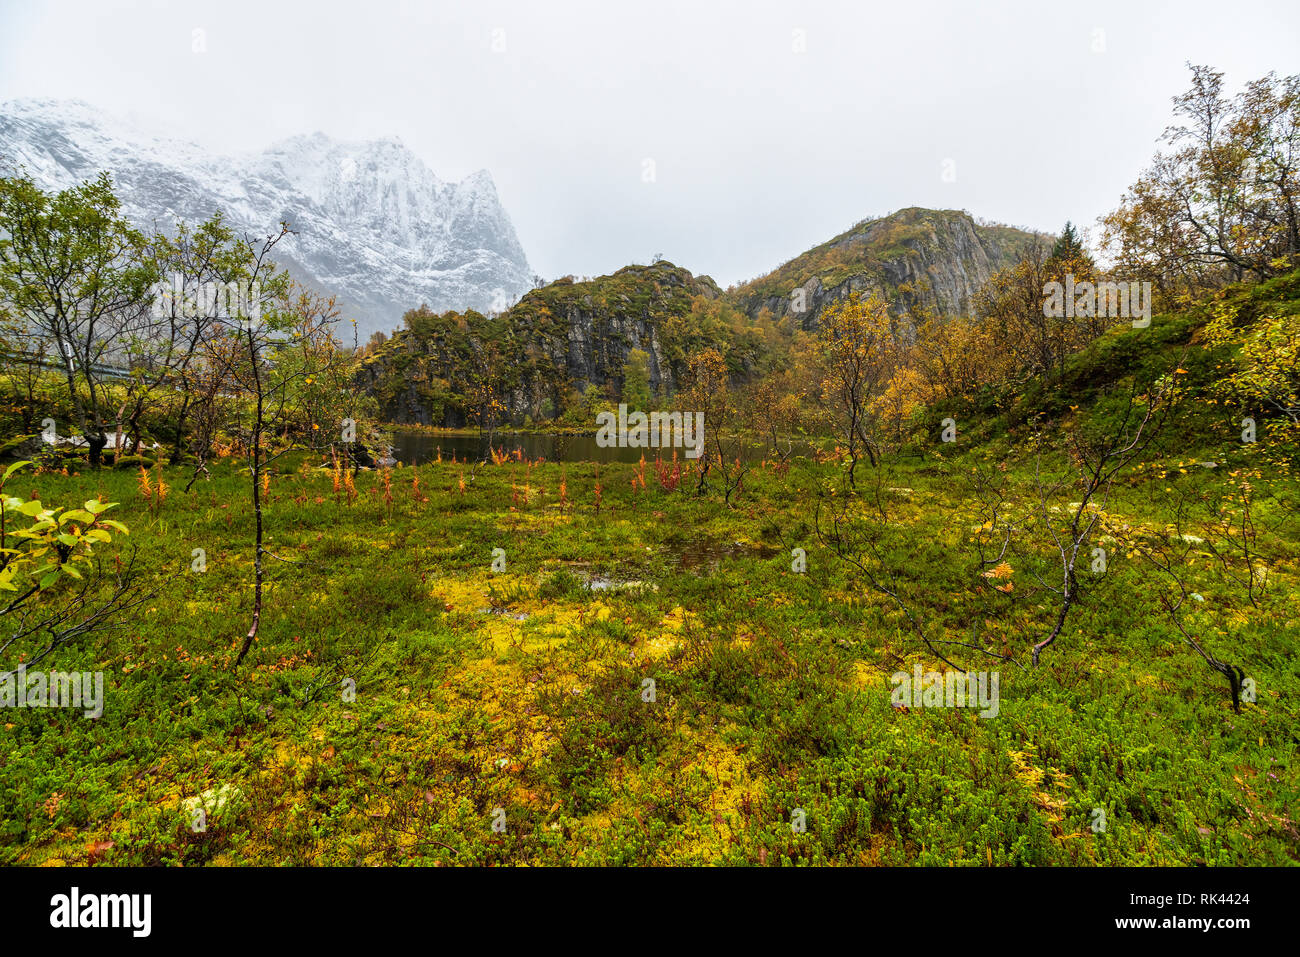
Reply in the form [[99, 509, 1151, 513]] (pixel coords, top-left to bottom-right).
[[234, 330, 264, 668]]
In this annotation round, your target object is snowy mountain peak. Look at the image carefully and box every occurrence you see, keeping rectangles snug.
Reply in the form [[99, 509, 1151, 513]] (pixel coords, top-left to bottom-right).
[[0, 99, 533, 339]]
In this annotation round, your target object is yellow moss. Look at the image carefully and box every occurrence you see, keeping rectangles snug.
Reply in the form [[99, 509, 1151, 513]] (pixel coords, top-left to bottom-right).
[[641, 633, 682, 660], [664, 727, 762, 863]]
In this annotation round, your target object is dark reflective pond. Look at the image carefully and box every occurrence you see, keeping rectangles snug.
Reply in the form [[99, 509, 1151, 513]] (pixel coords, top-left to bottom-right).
[[389, 430, 823, 465]]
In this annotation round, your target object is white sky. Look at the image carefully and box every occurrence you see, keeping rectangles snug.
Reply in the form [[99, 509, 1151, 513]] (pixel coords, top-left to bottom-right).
[[2, 0, 1297, 287]]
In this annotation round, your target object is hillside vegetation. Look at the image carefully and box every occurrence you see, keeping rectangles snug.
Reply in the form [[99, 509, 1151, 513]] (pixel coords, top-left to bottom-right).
[[358, 261, 773, 427]]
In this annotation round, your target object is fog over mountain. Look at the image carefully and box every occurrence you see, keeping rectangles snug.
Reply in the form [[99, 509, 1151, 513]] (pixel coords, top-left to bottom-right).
[[0, 98, 534, 340]]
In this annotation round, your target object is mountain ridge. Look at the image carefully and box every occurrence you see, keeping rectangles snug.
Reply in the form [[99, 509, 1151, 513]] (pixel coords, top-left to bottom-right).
[[728, 206, 1049, 327], [0, 97, 534, 340]]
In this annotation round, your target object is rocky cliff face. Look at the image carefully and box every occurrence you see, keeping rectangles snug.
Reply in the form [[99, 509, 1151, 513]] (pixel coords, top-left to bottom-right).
[[730, 207, 1046, 329], [534, 268, 715, 397], [360, 261, 725, 426]]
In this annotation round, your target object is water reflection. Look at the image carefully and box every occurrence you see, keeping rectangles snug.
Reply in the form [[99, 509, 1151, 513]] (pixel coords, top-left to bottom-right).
[[389, 430, 821, 465]]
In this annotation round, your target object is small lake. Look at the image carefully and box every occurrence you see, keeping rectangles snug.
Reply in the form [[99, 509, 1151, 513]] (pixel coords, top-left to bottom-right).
[[389, 430, 823, 465]]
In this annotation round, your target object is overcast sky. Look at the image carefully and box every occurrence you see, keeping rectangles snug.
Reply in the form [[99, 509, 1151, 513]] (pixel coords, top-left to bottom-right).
[[2, 0, 1297, 287]]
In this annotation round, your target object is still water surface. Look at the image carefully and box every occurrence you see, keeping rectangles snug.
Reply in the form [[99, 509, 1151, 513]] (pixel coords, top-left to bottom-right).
[[389, 430, 823, 465]]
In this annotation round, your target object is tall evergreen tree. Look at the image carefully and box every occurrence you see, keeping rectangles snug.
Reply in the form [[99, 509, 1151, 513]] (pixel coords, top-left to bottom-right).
[[1051, 221, 1085, 262]]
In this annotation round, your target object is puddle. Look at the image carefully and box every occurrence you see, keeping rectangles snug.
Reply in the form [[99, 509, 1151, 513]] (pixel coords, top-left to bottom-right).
[[674, 540, 779, 572], [553, 562, 656, 593]]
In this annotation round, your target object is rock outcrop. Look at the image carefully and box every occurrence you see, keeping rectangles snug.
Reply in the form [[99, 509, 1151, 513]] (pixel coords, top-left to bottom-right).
[[729, 207, 1047, 329], [358, 261, 725, 425]]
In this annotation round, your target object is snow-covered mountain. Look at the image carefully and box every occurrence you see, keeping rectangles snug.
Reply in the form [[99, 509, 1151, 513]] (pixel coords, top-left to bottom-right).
[[0, 98, 533, 340]]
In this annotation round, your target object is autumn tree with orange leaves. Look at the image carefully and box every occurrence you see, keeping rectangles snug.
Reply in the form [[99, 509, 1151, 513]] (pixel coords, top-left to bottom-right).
[[683, 346, 731, 496], [816, 293, 896, 486]]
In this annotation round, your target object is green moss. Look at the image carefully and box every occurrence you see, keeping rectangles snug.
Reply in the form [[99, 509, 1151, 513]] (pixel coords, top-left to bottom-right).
[[113, 454, 156, 469], [0, 433, 37, 459]]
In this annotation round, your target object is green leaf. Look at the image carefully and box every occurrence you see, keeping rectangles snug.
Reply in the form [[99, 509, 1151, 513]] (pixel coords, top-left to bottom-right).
[[18, 500, 44, 516], [2, 460, 31, 483]]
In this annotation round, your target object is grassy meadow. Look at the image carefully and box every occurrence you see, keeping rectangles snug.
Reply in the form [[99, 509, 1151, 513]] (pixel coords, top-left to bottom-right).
[[3, 433, 1296, 866]]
